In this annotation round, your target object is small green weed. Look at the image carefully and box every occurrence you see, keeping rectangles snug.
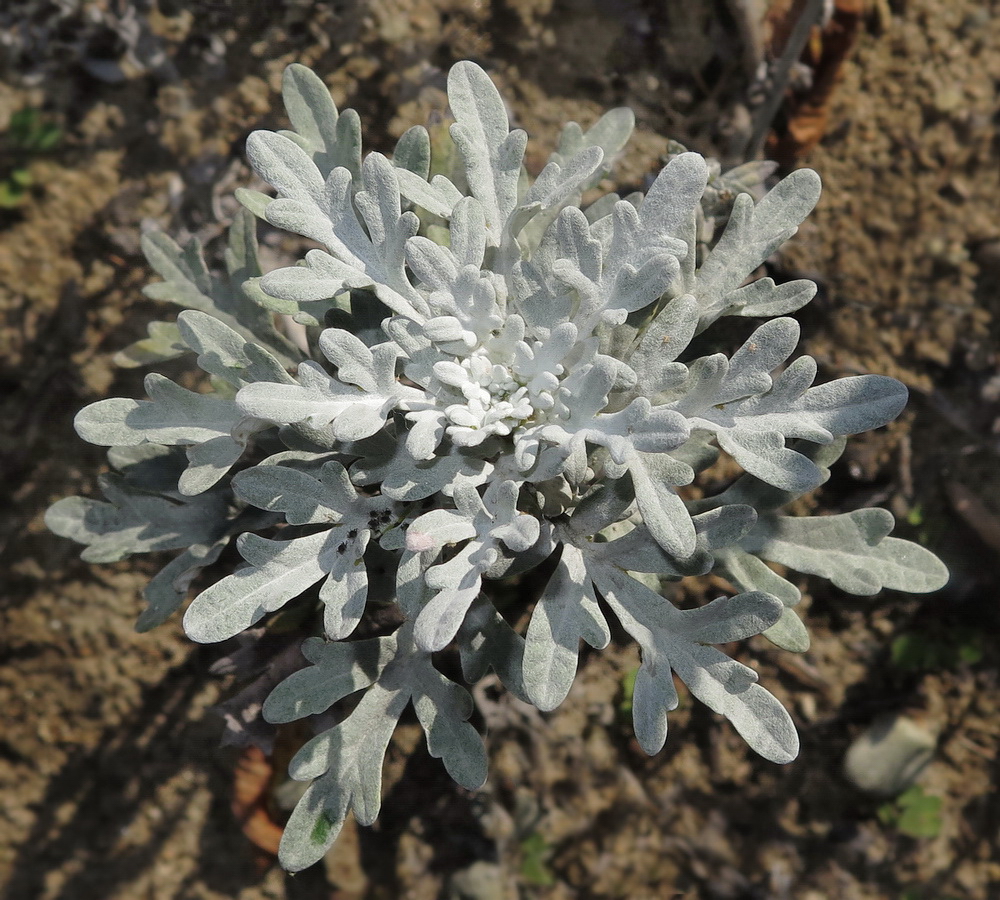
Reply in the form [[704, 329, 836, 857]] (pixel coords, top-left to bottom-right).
[[877, 785, 943, 839], [0, 108, 63, 208], [618, 667, 638, 717], [890, 627, 983, 672], [519, 831, 555, 887]]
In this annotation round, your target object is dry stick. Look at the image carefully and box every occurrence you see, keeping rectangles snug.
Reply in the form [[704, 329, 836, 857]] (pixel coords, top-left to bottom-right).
[[945, 481, 1000, 555], [746, 0, 828, 160]]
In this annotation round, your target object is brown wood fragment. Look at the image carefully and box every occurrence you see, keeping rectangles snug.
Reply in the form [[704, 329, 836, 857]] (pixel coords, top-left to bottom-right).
[[231, 745, 284, 864], [764, 0, 867, 165]]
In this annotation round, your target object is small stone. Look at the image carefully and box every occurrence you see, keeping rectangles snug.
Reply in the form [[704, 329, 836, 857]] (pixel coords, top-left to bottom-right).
[[446, 861, 510, 900], [843, 712, 937, 796]]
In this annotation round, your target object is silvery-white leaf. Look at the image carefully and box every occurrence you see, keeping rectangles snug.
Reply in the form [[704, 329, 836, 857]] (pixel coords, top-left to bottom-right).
[[233, 459, 355, 525], [456, 596, 529, 700], [240, 274, 304, 317], [235, 187, 271, 218], [674, 350, 907, 493], [715, 546, 801, 609], [75, 373, 241, 448], [483, 519, 557, 580], [246, 129, 326, 210], [320, 540, 369, 638], [321, 328, 379, 389], [179, 435, 245, 495], [352, 441, 494, 501], [447, 60, 527, 246], [137, 538, 229, 632], [395, 547, 435, 620], [554, 105, 634, 190], [45, 496, 123, 560], [393, 125, 431, 179], [409, 662, 488, 790], [279, 682, 407, 872], [667, 430, 719, 477], [563, 477, 635, 538], [183, 530, 330, 643], [570, 152, 705, 330], [694, 168, 821, 326], [176, 309, 293, 388], [728, 277, 816, 318], [354, 153, 428, 312], [591, 563, 797, 763], [141, 230, 212, 306], [45, 473, 230, 563], [106, 441, 187, 487], [626, 450, 697, 558], [257, 251, 369, 311], [694, 504, 759, 550], [586, 504, 753, 579], [263, 635, 396, 723], [742, 507, 949, 595], [404, 408, 448, 460], [412, 482, 536, 650], [636, 152, 709, 255], [627, 294, 700, 392], [140, 214, 299, 368], [449, 196, 488, 268], [280, 63, 361, 180], [114, 321, 186, 368], [406, 507, 477, 550], [395, 168, 464, 218], [667, 633, 798, 765], [510, 229, 574, 334], [716, 318, 800, 403], [717, 430, 824, 494], [250, 139, 427, 321], [508, 145, 604, 241], [524, 544, 610, 710], [236, 351, 420, 440], [698, 436, 847, 513], [405, 235, 460, 293], [667, 590, 784, 644], [761, 606, 810, 653], [415, 560, 484, 652]]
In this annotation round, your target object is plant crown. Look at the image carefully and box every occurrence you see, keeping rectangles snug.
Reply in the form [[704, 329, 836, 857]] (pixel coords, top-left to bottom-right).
[[47, 60, 948, 870]]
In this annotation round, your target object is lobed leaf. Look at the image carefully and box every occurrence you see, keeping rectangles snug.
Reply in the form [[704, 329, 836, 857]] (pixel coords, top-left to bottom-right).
[[591, 563, 797, 762], [75, 374, 241, 447], [279, 682, 407, 871], [183, 530, 330, 643], [447, 60, 527, 245], [280, 63, 361, 180], [410, 662, 488, 790], [741, 508, 949, 595], [263, 635, 396, 723], [693, 167, 822, 326], [524, 544, 610, 710]]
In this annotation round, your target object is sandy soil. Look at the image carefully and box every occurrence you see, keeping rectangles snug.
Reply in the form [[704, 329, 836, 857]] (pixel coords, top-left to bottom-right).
[[2, 1, 999, 898]]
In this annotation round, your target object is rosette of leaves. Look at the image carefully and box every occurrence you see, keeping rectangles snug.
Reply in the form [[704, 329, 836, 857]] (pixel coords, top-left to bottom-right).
[[47, 60, 948, 871]]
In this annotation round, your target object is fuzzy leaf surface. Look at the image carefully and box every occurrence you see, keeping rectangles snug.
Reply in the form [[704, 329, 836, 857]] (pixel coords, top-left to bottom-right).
[[741, 508, 949, 595], [591, 563, 796, 762]]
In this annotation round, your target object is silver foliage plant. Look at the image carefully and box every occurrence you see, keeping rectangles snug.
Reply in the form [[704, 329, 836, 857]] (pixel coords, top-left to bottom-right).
[[47, 61, 948, 870]]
